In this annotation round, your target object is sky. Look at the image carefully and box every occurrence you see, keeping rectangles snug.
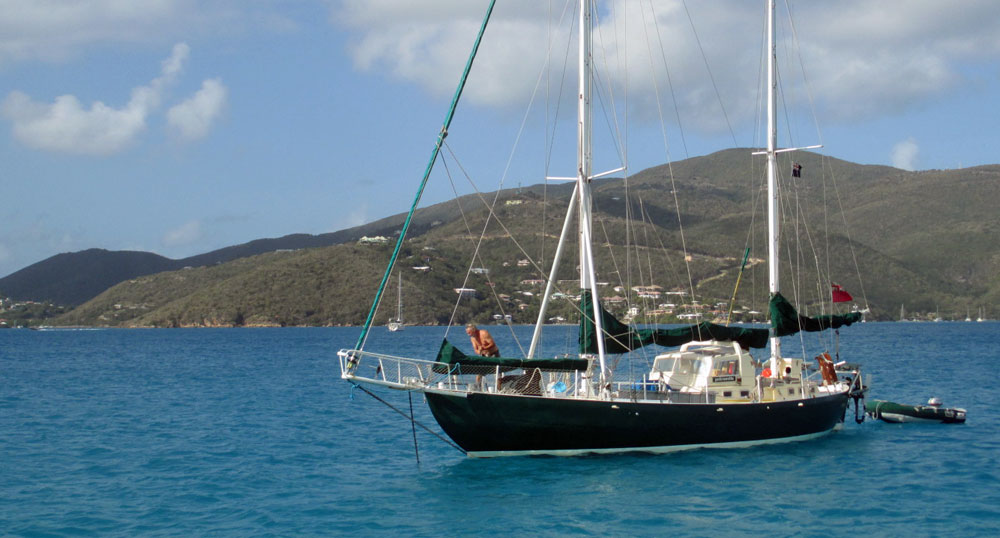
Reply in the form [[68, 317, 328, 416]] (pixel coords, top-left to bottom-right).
[[1, 0, 999, 279]]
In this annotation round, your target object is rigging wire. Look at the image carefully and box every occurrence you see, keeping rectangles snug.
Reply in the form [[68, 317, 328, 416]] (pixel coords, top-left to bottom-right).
[[644, 0, 689, 159], [441, 140, 637, 357], [781, 0, 869, 312], [439, 151, 525, 356], [625, 0, 708, 332], [536, 0, 578, 352], [592, 2, 629, 167], [408, 392, 420, 465], [680, 0, 739, 147], [354, 0, 497, 352], [746, 0, 870, 360], [591, 1, 634, 324], [635, 0, 701, 327], [441, 141, 633, 357], [782, 0, 823, 148], [349, 382, 466, 455], [435, 0, 576, 350], [439, 158, 513, 319]]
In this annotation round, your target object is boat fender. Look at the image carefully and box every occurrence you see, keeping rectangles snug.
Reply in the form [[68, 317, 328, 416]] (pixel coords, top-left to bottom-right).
[[761, 368, 771, 378]]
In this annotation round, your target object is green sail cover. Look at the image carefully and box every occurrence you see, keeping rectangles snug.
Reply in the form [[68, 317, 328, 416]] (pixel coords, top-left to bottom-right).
[[578, 290, 770, 353], [435, 291, 859, 367], [769, 292, 863, 336], [433, 338, 590, 374]]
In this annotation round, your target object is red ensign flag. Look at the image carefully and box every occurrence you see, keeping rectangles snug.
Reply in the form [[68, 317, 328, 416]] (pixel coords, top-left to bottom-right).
[[831, 283, 853, 303]]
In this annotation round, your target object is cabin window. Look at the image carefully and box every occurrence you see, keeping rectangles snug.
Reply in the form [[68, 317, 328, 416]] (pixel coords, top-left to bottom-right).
[[656, 357, 677, 372], [740, 391, 750, 398], [662, 357, 701, 375], [712, 358, 740, 377], [723, 391, 733, 397]]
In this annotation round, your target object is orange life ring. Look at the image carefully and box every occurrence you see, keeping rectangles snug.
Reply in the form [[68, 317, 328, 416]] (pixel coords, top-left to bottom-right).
[[761, 368, 771, 378]]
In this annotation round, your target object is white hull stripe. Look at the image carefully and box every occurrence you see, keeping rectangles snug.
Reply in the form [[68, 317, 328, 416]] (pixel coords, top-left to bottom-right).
[[466, 425, 841, 458]]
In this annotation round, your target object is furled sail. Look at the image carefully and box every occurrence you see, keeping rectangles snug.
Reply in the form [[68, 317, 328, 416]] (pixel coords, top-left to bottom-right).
[[578, 290, 770, 353], [435, 291, 861, 367], [769, 292, 863, 336], [578, 290, 863, 355]]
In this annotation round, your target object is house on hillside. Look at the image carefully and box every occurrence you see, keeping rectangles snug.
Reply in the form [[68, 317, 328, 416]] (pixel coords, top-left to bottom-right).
[[358, 235, 388, 245], [632, 285, 662, 294]]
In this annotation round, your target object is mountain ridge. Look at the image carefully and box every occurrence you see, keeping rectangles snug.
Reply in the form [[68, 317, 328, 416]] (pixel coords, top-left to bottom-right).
[[4, 149, 999, 324]]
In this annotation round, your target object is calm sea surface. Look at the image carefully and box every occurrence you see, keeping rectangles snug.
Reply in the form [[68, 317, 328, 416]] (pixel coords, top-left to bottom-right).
[[2, 323, 998, 536]]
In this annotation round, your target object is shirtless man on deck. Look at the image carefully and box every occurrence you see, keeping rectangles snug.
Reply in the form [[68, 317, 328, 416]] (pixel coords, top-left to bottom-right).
[[465, 323, 500, 357]]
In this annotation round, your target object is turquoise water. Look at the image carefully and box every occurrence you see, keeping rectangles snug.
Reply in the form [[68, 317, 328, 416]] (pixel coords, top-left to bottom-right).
[[2, 324, 998, 536]]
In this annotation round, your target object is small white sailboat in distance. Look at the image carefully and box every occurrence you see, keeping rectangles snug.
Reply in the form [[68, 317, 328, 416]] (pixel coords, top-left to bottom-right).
[[387, 273, 404, 332]]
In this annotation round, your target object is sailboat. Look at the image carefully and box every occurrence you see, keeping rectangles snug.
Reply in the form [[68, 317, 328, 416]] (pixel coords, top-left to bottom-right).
[[340, 0, 866, 457], [387, 273, 404, 332]]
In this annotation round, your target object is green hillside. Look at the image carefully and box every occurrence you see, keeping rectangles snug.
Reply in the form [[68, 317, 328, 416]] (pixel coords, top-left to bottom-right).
[[53, 150, 1000, 327]]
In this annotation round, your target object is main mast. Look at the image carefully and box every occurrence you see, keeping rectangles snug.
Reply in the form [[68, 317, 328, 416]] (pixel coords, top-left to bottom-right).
[[578, 0, 608, 377], [766, 0, 781, 365]]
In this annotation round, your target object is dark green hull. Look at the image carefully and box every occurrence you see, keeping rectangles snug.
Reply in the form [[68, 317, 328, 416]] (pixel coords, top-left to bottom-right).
[[425, 391, 850, 456], [865, 400, 967, 423]]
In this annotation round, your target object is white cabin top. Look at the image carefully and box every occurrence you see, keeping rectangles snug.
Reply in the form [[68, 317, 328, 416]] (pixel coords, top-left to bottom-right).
[[650, 341, 750, 391]]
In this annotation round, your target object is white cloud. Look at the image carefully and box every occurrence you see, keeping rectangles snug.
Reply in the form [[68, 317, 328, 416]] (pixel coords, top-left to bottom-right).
[[1, 43, 189, 155], [891, 138, 919, 171], [167, 78, 228, 141], [0, 0, 177, 65], [163, 219, 202, 247], [335, 1, 1000, 131], [0, 1, 301, 66]]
